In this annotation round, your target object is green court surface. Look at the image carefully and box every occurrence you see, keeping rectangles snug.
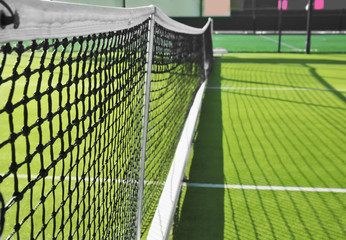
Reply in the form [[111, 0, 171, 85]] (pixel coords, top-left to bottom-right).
[[171, 53, 346, 239], [213, 34, 346, 53]]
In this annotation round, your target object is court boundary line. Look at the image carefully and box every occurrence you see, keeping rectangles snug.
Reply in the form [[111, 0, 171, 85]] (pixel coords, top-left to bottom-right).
[[259, 35, 304, 51], [183, 182, 346, 193], [207, 86, 346, 92], [4, 174, 345, 193]]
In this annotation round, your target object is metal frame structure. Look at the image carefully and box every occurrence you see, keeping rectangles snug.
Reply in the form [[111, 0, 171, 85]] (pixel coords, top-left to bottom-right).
[[136, 13, 156, 240]]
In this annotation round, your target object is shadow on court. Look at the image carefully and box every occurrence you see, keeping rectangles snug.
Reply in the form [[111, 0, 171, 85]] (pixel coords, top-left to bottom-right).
[[172, 60, 225, 239], [171, 55, 346, 239], [219, 55, 346, 105]]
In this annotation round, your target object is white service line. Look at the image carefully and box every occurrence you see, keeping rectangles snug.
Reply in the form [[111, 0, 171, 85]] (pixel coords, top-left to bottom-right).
[[259, 35, 303, 51], [184, 182, 346, 193], [207, 86, 346, 92]]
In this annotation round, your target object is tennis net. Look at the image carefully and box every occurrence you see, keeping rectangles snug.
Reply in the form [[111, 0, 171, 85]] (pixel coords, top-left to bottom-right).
[[0, 0, 213, 239]]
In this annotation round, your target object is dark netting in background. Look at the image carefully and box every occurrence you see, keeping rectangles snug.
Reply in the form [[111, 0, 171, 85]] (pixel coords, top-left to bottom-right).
[[0, 19, 149, 239], [141, 22, 206, 235]]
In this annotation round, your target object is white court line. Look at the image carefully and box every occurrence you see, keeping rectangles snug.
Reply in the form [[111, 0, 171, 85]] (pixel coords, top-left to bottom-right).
[[259, 35, 303, 51], [4, 175, 346, 193], [184, 182, 346, 193], [208, 86, 346, 92]]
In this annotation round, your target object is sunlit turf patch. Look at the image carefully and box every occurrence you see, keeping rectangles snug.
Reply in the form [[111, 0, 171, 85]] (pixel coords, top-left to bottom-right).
[[213, 34, 346, 52], [172, 53, 346, 239], [172, 187, 346, 239]]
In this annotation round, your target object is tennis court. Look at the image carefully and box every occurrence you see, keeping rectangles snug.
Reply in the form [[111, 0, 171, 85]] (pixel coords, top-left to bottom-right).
[[1, 1, 346, 239], [172, 53, 346, 239]]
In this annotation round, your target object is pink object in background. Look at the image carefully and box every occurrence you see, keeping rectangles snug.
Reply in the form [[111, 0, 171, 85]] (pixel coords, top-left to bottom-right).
[[278, 0, 288, 10], [204, 0, 230, 16], [314, 0, 324, 10]]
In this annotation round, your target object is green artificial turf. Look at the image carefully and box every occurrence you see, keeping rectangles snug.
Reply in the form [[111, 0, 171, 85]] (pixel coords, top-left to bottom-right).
[[173, 187, 346, 239], [213, 34, 346, 53], [171, 53, 346, 239], [213, 35, 279, 52]]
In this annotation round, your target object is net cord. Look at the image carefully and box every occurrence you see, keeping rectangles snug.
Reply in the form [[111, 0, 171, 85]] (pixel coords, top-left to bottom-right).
[[136, 13, 156, 240], [0, 0, 153, 42], [0, 0, 210, 43], [154, 7, 211, 34]]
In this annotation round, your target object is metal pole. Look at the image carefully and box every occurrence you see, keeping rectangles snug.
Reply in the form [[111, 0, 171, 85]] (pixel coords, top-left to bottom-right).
[[252, 0, 256, 34], [202, 24, 208, 81], [123, 0, 126, 8], [210, 18, 214, 53], [200, 0, 203, 17], [136, 13, 155, 240], [306, 0, 313, 54], [278, 1, 283, 53], [209, 18, 214, 71]]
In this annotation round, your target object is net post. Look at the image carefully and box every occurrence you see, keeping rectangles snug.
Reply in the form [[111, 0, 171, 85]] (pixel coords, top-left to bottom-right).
[[209, 17, 214, 51], [306, 0, 314, 54], [278, 5, 283, 53], [202, 27, 207, 81], [203, 18, 213, 78], [209, 18, 214, 71], [136, 12, 156, 240], [199, 0, 203, 17], [251, 0, 256, 34], [202, 25, 208, 80]]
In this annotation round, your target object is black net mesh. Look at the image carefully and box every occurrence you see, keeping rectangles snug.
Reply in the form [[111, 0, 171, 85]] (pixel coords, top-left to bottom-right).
[[0, 11, 213, 239], [0, 20, 149, 239], [141, 22, 207, 234]]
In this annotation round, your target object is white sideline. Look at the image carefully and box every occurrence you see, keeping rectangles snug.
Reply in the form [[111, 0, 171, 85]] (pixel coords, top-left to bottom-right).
[[259, 35, 303, 51], [184, 182, 346, 193], [4, 174, 345, 193], [208, 86, 346, 92], [147, 81, 207, 240]]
